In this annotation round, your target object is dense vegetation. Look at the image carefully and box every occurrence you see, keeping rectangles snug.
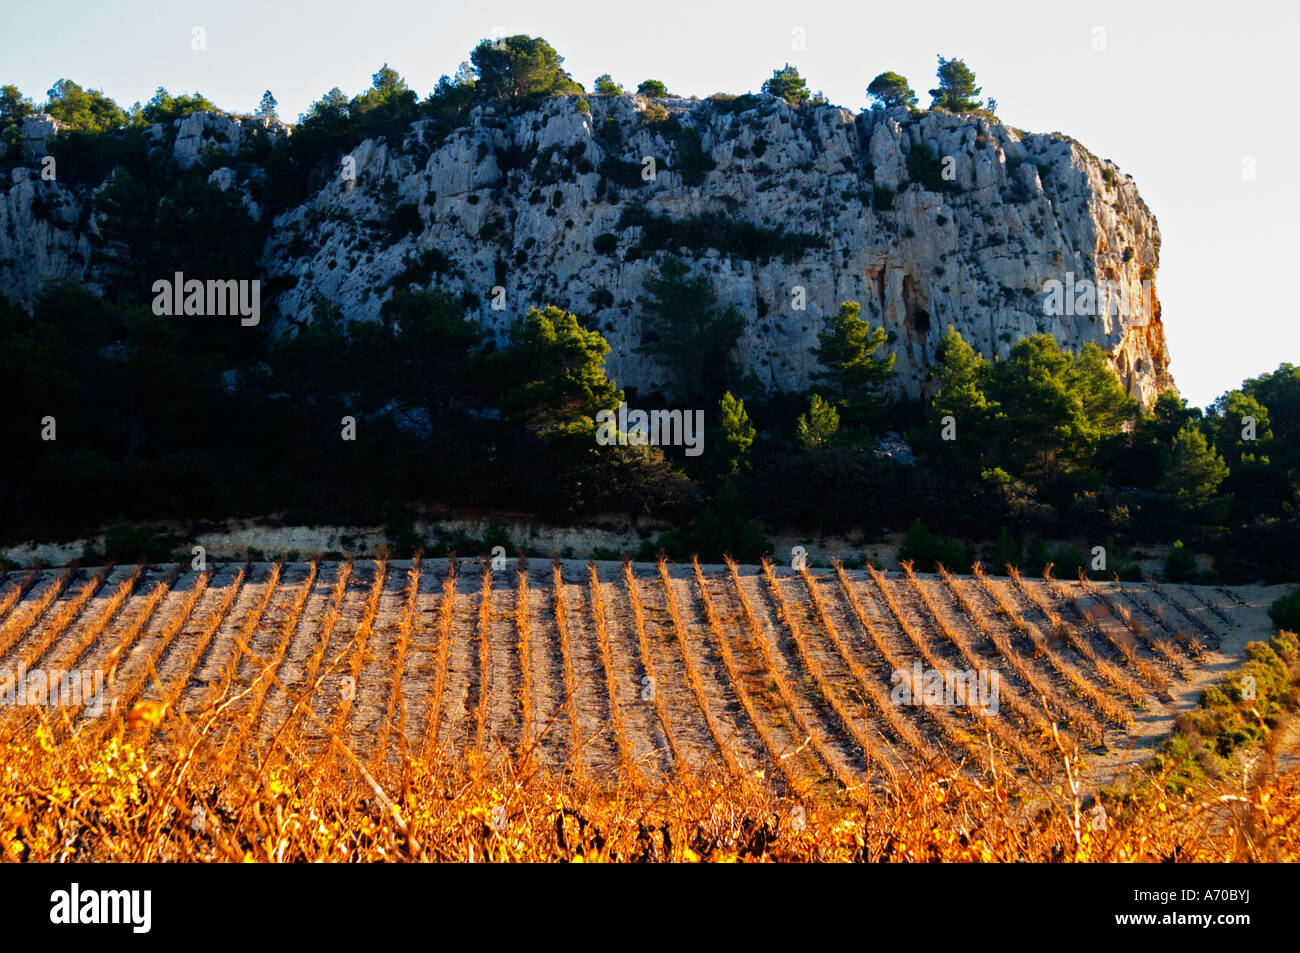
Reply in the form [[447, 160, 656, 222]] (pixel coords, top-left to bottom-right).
[[3, 271, 1296, 581], [1, 39, 1295, 581]]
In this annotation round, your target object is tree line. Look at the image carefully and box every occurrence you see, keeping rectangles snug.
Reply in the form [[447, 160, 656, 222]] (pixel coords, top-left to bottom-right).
[[2, 254, 1296, 582]]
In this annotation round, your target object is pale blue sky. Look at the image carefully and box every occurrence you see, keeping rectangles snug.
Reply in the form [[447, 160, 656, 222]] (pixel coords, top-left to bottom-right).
[[3, 0, 1295, 408]]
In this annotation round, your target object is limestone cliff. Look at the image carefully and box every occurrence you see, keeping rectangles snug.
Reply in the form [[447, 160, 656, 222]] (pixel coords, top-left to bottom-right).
[[1, 96, 1175, 407]]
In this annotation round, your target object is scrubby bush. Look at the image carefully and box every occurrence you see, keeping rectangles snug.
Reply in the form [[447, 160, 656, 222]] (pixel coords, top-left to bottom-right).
[[1164, 540, 1197, 583], [1270, 587, 1300, 633], [900, 519, 971, 573]]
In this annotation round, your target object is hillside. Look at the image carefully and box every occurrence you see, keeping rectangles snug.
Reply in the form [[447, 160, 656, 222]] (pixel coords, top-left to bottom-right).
[[3, 94, 1173, 405], [2, 46, 1294, 589]]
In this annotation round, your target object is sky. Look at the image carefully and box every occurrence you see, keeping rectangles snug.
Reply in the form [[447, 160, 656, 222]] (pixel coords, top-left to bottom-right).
[[3, 0, 1296, 409]]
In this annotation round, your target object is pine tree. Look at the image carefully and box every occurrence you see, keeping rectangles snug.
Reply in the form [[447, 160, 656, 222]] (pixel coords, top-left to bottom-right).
[[796, 394, 840, 451], [593, 74, 623, 96], [925, 326, 993, 472], [498, 305, 622, 436], [928, 56, 983, 112], [636, 256, 743, 405], [1158, 422, 1230, 515], [471, 36, 583, 103], [716, 391, 756, 471], [987, 335, 1092, 483], [43, 78, 127, 132], [257, 90, 278, 122], [810, 300, 895, 425], [866, 72, 917, 109], [762, 65, 811, 106]]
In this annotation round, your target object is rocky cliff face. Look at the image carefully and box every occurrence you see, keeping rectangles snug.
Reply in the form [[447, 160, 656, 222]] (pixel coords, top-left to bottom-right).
[[1, 96, 1175, 407]]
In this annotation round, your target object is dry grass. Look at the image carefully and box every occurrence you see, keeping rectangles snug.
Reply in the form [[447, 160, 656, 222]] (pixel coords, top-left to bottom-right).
[[12, 567, 114, 673], [220, 561, 318, 768], [1008, 567, 1149, 707], [272, 559, 350, 767], [375, 557, 420, 770], [0, 572, 36, 626], [3, 701, 1297, 862], [1043, 567, 1170, 694], [902, 563, 1054, 743], [894, 563, 1053, 775], [864, 563, 1004, 773], [1076, 571, 1188, 676], [586, 561, 636, 778], [971, 563, 1133, 729]]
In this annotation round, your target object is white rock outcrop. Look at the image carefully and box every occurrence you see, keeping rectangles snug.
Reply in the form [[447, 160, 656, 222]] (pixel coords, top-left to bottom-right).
[[20, 113, 66, 158], [0, 98, 1174, 406], [261, 96, 1174, 406]]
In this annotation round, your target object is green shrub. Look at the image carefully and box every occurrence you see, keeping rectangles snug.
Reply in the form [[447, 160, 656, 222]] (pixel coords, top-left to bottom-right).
[[1023, 539, 1091, 578], [988, 528, 1020, 575], [660, 122, 715, 186], [1049, 544, 1087, 579], [597, 116, 622, 147], [103, 519, 173, 563], [600, 158, 644, 188], [708, 93, 761, 115], [899, 519, 971, 573], [905, 142, 958, 193], [1103, 540, 1143, 582], [639, 483, 769, 564], [614, 206, 824, 263], [1270, 587, 1300, 632], [1164, 540, 1196, 583], [1153, 629, 1300, 789]]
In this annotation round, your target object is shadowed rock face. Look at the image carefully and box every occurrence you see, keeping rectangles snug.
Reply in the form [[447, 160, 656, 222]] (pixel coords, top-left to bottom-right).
[[2, 97, 1174, 408]]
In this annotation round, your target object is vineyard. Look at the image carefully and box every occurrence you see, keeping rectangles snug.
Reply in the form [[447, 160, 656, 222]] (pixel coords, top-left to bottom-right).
[[0, 556, 1294, 862]]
